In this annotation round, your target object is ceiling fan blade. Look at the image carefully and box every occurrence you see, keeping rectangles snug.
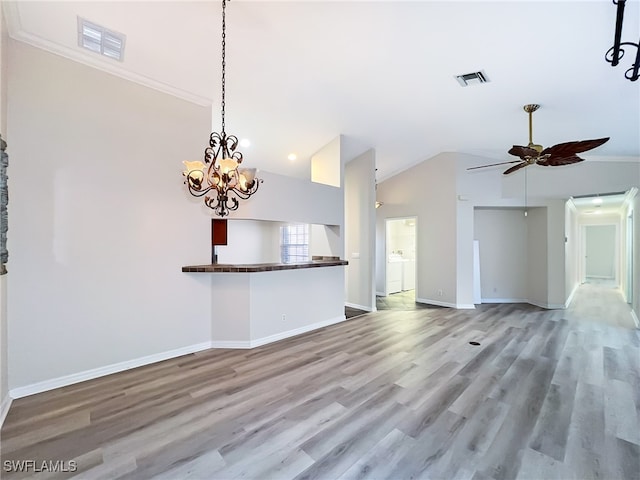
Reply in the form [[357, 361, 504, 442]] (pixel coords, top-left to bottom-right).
[[541, 137, 610, 157], [467, 160, 521, 171], [537, 155, 585, 167], [508, 145, 540, 158], [503, 162, 528, 175]]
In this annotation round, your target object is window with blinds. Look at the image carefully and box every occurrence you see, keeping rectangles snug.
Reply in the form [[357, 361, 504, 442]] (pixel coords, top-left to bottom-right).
[[280, 224, 309, 264]]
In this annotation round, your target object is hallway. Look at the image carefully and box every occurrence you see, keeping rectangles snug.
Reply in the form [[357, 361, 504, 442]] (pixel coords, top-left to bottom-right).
[[566, 281, 637, 330]]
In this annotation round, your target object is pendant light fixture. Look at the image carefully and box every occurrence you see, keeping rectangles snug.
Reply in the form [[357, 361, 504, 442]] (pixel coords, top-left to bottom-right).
[[182, 0, 261, 217]]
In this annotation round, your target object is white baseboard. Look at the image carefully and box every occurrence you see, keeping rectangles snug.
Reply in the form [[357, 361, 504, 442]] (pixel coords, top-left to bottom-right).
[[211, 315, 348, 349], [376, 291, 385, 297], [527, 300, 564, 310], [479, 297, 566, 310], [9, 342, 213, 399], [416, 298, 455, 308], [456, 303, 476, 310], [0, 394, 12, 428], [631, 309, 639, 329], [564, 284, 579, 309], [209, 340, 253, 349], [415, 298, 475, 309], [480, 298, 529, 304], [345, 302, 376, 312]]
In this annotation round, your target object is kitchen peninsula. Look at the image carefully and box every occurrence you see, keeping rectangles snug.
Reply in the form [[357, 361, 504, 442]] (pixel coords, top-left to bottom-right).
[[182, 257, 348, 348]]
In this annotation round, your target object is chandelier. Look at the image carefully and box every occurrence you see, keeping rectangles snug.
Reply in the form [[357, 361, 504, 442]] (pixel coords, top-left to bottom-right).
[[605, 0, 639, 82], [182, 0, 261, 217]]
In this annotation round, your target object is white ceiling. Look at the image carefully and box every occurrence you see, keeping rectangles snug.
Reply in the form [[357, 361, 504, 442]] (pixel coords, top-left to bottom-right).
[[4, 1, 640, 181]]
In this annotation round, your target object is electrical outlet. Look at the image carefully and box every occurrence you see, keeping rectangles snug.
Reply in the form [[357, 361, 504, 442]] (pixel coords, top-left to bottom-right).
[[437, 289, 443, 297], [282, 314, 286, 321]]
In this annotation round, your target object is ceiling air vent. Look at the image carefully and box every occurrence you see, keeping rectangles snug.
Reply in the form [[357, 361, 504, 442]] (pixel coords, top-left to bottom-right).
[[78, 17, 126, 62], [455, 71, 489, 87]]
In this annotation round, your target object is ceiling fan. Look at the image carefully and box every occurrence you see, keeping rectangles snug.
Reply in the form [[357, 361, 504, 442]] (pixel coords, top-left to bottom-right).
[[468, 104, 610, 175]]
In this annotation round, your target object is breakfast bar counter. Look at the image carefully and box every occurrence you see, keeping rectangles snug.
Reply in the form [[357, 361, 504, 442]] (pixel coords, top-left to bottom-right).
[[181, 258, 348, 273], [182, 257, 348, 349]]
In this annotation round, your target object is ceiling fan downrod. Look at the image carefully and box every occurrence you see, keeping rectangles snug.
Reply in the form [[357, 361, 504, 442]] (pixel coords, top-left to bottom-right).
[[523, 104, 542, 152]]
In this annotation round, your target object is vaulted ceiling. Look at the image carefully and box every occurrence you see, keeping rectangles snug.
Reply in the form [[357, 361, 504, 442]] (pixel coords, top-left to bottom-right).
[[4, 1, 640, 181]]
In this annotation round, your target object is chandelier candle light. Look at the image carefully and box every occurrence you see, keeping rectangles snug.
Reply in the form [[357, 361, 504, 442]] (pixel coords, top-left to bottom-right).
[[182, 0, 261, 217]]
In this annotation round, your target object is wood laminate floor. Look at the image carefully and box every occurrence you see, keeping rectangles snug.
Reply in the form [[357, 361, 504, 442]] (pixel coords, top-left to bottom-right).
[[1, 284, 639, 480]]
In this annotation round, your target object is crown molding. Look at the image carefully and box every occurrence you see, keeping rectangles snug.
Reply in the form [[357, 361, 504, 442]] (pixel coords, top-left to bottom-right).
[[2, 2, 211, 107]]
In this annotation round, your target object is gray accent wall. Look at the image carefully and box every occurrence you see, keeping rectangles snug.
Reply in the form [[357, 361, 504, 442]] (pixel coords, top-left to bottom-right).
[[345, 149, 376, 311], [7, 41, 212, 389]]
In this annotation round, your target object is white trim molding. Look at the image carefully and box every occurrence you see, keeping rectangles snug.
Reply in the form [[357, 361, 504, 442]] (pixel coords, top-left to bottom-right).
[[527, 300, 565, 310], [480, 298, 529, 304], [345, 302, 376, 312], [416, 298, 475, 309], [212, 315, 348, 350], [564, 283, 580, 309], [631, 309, 639, 329], [0, 394, 12, 428], [9, 342, 213, 399], [2, 2, 211, 107]]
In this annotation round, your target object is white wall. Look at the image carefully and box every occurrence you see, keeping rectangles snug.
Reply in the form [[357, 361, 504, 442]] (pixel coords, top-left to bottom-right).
[[565, 201, 580, 303], [633, 193, 640, 323], [208, 266, 346, 345], [474, 208, 527, 302], [503, 161, 640, 199], [215, 220, 281, 265], [7, 41, 214, 390], [249, 267, 345, 340], [546, 199, 567, 308], [311, 136, 341, 188], [388, 219, 416, 260], [7, 41, 349, 395], [310, 224, 341, 258], [345, 149, 376, 311], [622, 190, 640, 323], [376, 153, 458, 307], [214, 169, 343, 227], [527, 207, 549, 308]]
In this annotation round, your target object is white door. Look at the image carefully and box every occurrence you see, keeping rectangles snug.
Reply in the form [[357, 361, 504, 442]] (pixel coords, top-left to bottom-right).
[[585, 225, 616, 281]]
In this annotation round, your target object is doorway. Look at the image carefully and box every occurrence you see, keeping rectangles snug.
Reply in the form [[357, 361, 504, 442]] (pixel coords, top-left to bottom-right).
[[382, 217, 417, 309]]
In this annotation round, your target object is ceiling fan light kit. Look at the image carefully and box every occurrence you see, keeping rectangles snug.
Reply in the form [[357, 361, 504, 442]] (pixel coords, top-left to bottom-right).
[[468, 104, 610, 175]]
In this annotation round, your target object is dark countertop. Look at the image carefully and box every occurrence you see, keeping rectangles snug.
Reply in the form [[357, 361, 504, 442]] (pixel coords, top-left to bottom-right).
[[182, 259, 348, 273]]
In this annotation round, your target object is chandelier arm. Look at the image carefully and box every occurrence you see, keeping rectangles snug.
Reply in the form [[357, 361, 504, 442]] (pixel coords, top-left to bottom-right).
[[185, 185, 214, 198], [229, 179, 262, 200]]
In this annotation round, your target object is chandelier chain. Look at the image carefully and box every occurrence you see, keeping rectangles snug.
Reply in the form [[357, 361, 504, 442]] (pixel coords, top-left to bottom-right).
[[221, 0, 227, 133]]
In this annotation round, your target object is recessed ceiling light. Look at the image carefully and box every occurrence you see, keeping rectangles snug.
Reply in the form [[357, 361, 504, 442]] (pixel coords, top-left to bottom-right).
[[592, 197, 603, 205], [78, 17, 126, 62], [239, 138, 251, 148], [288, 153, 297, 161]]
